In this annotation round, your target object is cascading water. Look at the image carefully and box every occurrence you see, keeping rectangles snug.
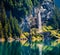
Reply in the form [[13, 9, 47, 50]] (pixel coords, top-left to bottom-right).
[[38, 9, 42, 32]]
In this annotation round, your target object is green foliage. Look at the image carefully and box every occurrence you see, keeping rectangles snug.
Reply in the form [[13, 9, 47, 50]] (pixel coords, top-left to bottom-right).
[[0, 21, 2, 31], [0, 2, 21, 39], [48, 7, 60, 29], [0, 0, 60, 41], [31, 0, 40, 6], [0, 21, 4, 38], [8, 0, 33, 16], [0, 0, 34, 39]]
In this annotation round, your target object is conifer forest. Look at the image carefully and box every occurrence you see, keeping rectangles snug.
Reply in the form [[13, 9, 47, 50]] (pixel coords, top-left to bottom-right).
[[0, 0, 60, 55]]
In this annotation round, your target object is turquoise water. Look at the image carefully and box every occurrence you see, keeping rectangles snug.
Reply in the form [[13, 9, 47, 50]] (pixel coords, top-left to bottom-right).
[[0, 40, 60, 55]]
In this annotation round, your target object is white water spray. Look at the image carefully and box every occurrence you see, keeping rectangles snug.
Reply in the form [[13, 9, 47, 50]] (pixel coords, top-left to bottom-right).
[[38, 10, 42, 31]]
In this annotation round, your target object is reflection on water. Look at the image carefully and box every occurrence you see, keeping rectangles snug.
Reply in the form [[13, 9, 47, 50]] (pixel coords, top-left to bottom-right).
[[37, 44, 43, 55], [0, 39, 60, 55]]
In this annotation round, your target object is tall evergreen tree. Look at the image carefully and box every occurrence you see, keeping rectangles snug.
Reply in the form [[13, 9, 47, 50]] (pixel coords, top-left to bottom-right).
[[0, 21, 4, 38], [53, 7, 60, 29]]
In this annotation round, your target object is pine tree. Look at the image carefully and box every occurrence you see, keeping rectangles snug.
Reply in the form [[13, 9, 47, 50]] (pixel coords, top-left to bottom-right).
[[53, 7, 60, 29], [9, 12, 21, 38], [0, 1, 8, 39], [0, 21, 4, 38], [13, 17, 21, 37], [0, 2, 7, 28], [8, 20, 12, 37]]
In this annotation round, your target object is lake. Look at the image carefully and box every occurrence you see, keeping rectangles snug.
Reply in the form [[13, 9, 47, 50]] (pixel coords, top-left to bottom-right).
[[0, 39, 60, 55]]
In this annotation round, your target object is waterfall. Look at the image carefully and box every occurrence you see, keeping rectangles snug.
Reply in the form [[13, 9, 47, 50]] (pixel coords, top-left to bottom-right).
[[37, 44, 43, 55], [38, 10, 42, 30], [37, 6, 46, 33], [37, 9, 42, 32]]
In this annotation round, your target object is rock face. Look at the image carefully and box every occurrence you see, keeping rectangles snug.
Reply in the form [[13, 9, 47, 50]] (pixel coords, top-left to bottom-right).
[[20, 0, 54, 32]]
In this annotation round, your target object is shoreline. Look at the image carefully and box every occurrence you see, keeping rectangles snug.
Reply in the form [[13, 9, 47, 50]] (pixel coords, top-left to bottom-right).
[[0, 37, 28, 43]]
